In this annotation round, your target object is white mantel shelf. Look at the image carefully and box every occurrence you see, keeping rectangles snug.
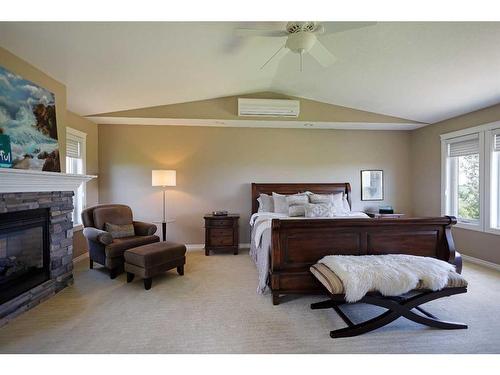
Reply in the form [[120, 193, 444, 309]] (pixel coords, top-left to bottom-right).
[[0, 168, 97, 193]]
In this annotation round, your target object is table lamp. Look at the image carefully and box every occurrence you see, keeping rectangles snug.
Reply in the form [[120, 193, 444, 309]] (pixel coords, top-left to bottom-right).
[[152, 170, 176, 241]]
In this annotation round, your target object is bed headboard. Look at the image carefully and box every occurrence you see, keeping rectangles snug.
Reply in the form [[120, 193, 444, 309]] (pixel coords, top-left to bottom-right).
[[251, 183, 351, 214]]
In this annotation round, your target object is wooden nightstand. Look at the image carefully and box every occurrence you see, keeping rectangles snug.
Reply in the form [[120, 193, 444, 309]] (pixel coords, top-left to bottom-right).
[[204, 214, 239, 256]]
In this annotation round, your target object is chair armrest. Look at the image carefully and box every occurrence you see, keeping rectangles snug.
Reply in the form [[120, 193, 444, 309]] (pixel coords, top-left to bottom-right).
[[133, 221, 157, 236], [83, 227, 113, 245]]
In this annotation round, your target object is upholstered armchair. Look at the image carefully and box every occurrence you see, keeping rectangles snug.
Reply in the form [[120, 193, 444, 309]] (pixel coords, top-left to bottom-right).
[[81, 204, 159, 279]]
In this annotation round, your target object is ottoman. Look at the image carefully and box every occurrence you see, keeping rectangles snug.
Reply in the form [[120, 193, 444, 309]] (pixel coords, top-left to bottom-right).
[[124, 241, 186, 290]]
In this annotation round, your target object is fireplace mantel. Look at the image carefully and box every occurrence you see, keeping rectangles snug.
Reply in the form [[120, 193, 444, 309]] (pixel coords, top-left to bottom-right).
[[0, 169, 96, 193]]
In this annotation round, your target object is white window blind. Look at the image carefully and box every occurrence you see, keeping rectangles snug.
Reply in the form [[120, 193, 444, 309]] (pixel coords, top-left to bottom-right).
[[447, 134, 480, 157], [66, 136, 81, 159], [494, 132, 500, 152]]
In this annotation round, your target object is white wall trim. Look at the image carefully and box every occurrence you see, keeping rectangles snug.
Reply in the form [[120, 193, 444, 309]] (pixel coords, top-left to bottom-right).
[[440, 120, 500, 140], [87, 116, 425, 131], [462, 254, 500, 272]]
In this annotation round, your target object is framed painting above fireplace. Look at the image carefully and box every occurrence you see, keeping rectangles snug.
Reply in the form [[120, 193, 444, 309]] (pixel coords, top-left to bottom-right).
[[0, 65, 60, 172]]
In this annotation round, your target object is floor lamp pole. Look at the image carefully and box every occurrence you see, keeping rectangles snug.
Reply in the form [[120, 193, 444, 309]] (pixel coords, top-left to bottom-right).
[[162, 188, 167, 242]]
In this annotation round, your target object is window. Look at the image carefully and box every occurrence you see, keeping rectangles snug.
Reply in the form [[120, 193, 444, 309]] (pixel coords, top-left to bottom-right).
[[488, 130, 500, 230], [441, 121, 500, 235], [66, 127, 87, 226]]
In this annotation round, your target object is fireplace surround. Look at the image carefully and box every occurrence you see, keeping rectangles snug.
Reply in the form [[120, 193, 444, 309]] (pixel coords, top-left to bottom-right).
[[0, 168, 95, 326]]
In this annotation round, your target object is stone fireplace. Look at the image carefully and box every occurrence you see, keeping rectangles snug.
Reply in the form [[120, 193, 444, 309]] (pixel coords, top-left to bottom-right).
[[0, 169, 94, 326]]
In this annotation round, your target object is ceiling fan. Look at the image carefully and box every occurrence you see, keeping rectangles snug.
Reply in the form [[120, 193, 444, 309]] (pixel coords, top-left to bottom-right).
[[235, 22, 376, 71]]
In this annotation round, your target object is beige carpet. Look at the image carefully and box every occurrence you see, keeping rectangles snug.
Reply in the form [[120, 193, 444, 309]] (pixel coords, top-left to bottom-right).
[[0, 250, 499, 354]]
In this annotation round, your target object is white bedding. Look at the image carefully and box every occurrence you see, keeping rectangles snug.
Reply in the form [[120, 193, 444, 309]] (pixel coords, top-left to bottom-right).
[[249, 211, 370, 294]]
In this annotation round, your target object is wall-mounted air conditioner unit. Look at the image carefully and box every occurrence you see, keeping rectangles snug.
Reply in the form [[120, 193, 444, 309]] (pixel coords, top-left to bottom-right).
[[238, 98, 300, 118]]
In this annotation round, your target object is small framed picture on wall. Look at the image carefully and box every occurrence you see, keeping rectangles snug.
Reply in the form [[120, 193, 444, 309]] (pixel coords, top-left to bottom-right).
[[361, 170, 384, 201]]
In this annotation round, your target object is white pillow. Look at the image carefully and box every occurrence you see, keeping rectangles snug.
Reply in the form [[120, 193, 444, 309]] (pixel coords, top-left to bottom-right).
[[342, 194, 351, 212], [257, 193, 274, 212], [286, 194, 308, 217], [272, 192, 289, 214], [286, 194, 308, 206], [289, 205, 306, 217], [304, 203, 335, 218]]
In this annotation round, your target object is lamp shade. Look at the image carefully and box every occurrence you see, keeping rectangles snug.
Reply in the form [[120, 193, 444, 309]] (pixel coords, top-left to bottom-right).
[[152, 170, 176, 187]]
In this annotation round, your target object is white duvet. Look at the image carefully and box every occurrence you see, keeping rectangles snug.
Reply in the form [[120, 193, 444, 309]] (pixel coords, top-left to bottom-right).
[[249, 211, 370, 294]]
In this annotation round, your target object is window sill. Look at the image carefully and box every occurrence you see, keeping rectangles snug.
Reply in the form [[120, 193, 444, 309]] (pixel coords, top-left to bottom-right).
[[484, 228, 500, 236], [454, 222, 482, 232]]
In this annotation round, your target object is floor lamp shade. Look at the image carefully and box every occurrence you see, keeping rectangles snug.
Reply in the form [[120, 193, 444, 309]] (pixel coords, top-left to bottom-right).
[[152, 170, 176, 187]]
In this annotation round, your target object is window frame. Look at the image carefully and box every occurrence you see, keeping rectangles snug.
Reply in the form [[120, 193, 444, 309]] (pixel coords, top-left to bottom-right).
[[441, 121, 500, 235], [65, 127, 87, 229]]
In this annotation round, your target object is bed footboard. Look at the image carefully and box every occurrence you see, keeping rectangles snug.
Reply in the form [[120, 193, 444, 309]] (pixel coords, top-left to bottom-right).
[[270, 216, 460, 305]]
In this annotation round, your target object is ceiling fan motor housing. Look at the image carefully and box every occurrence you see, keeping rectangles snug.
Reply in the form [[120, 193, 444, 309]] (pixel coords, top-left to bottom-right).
[[285, 32, 317, 54]]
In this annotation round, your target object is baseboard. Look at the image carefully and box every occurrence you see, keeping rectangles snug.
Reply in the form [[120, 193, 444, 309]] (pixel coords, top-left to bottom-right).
[[72, 252, 89, 264], [186, 243, 250, 251], [462, 254, 500, 272]]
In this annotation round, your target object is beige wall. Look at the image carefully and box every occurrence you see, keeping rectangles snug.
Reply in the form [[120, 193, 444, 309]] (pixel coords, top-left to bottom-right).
[[98, 124, 412, 244], [411, 103, 500, 264], [93, 91, 420, 125], [66, 111, 99, 258]]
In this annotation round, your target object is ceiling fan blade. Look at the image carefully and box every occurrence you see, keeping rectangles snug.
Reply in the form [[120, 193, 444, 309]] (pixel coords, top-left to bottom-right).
[[235, 28, 288, 38], [322, 22, 377, 35], [260, 45, 289, 70], [308, 40, 336, 67]]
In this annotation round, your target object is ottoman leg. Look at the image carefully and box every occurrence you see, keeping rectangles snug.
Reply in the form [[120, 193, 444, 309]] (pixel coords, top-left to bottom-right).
[[89, 258, 94, 269], [177, 265, 184, 276], [144, 278, 152, 290], [126, 272, 135, 283]]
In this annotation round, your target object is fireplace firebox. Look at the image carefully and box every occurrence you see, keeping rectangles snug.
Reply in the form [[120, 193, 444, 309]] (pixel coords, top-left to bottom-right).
[[0, 208, 50, 305]]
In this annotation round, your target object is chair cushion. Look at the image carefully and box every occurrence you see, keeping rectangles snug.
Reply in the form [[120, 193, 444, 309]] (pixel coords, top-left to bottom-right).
[[105, 222, 135, 239], [124, 242, 187, 268], [93, 205, 133, 230], [310, 263, 468, 295], [105, 235, 159, 258]]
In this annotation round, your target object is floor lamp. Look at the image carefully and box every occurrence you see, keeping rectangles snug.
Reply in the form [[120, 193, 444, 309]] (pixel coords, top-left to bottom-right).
[[152, 170, 176, 241]]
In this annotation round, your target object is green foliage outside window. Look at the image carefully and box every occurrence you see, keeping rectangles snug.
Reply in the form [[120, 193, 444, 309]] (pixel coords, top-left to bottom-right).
[[458, 154, 480, 220]]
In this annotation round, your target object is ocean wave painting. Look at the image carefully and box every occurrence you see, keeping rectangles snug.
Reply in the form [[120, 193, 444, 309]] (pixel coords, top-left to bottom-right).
[[0, 65, 60, 172]]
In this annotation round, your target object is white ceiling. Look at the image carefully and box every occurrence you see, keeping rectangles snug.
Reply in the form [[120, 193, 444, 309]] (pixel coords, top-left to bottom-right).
[[0, 22, 499, 123]]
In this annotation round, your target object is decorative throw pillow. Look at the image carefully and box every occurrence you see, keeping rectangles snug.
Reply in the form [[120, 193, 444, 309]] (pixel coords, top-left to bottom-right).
[[309, 193, 346, 213], [304, 203, 335, 218], [286, 194, 308, 217], [288, 205, 306, 217], [272, 192, 289, 214], [257, 193, 274, 212], [105, 222, 135, 239]]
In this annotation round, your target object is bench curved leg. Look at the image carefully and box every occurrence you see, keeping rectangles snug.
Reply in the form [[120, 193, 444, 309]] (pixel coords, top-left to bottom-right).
[[322, 288, 467, 338]]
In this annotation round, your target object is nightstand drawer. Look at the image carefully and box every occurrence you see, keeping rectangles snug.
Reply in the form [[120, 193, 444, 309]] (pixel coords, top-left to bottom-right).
[[207, 219, 233, 227], [209, 236, 234, 246], [209, 228, 233, 237]]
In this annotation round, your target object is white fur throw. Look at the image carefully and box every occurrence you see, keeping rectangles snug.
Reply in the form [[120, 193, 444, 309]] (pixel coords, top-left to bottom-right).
[[319, 254, 456, 302]]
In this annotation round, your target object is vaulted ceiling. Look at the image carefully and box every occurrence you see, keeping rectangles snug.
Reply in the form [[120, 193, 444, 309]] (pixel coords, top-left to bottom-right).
[[0, 22, 499, 124]]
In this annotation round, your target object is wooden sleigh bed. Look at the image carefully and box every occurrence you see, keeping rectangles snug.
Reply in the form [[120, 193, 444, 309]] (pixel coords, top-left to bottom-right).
[[251, 183, 462, 306]]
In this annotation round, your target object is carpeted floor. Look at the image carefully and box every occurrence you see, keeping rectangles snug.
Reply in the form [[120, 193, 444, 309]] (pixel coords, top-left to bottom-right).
[[0, 249, 499, 354]]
